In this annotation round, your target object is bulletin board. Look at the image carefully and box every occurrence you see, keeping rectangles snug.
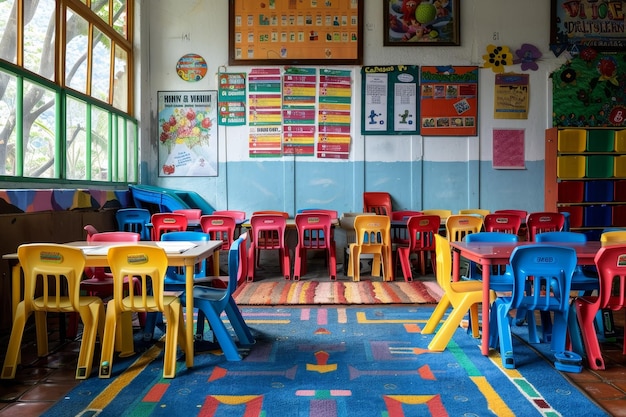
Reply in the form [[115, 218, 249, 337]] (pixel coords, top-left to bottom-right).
[[360, 65, 420, 135], [419, 66, 479, 136], [228, 0, 363, 65]]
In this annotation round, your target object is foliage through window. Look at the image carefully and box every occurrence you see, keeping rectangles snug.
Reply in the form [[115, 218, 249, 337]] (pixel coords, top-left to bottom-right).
[[0, 0, 136, 183]]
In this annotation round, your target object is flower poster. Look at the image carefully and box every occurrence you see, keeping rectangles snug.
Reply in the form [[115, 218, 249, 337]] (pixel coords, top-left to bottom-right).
[[158, 91, 218, 177], [494, 73, 529, 119]]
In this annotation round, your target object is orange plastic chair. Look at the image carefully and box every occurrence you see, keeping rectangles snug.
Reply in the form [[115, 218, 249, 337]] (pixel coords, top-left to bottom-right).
[[1, 244, 104, 380], [396, 215, 440, 281], [247, 214, 291, 281], [349, 214, 393, 281], [445, 215, 484, 242], [574, 245, 626, 370], [363, 192, 392, 215], [422, 235, 494, 351], [150, 212, 188, 241], [484, 213, 522, 234], [526, 212, 564, 241], [100, 245, 190, 379], [293, 212, 337, 281]]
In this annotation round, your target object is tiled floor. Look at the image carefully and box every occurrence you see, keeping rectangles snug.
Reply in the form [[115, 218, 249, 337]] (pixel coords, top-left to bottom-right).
[[2, 264, 626, 416]]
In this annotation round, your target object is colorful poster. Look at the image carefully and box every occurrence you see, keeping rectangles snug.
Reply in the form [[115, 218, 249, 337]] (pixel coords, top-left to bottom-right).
[[361, 65, 419, 135], [157, 91, 218, 177], [494, 73, 529, 120], [218, 72, 247, 126], [175, 53, 208, 82], [420, 66, 478, 136], [318, 68, 352, 159], [283, 67, 317, 156], [248, 68, 283, 157]]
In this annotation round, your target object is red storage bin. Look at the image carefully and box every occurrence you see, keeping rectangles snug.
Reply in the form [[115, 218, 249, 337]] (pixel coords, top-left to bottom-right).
[[615, 180, 626, 202], [558, 181, 584, 203], [559, 206, 582, 228], [612, 205, 626, 227]]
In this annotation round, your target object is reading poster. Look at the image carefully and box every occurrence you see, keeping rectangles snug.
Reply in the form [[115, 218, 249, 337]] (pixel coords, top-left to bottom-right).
[[420, 66, 478, 136]]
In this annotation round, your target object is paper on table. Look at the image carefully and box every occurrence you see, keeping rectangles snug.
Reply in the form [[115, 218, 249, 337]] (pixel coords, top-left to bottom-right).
[[155, 241, 198, 253], [80, 246, 111, 256]]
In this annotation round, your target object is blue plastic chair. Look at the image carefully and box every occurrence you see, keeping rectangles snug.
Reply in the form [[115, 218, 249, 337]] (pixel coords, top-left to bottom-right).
[[190, 232, 254, 361], [115, 208, 152, 240], [489, 245, 577, 369], [464, 232, 518, 291], [143, 231, 211, 341]]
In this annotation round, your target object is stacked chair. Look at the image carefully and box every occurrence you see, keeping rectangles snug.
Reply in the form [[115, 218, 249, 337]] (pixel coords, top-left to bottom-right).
[[348, 214, 393, 281], [247, 213, 290, 281], [293, 212, 337, 281], [115, 208, 152, 240]]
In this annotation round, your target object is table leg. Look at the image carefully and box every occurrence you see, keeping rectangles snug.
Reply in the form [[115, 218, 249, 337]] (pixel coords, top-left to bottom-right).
[[481, 263, 491, 356], [185, 264, 194, 368], [452, 250, 460, 281]]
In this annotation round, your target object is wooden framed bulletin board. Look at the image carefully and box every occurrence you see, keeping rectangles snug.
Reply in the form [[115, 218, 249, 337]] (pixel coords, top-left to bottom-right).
[[229, 0, 364, 65]]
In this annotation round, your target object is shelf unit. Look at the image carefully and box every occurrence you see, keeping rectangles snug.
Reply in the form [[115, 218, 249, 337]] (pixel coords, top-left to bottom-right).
[[545, 127, 626, 240]]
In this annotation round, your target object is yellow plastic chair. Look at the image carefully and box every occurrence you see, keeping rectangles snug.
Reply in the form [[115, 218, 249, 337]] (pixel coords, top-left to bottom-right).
[[422, 235, 495, 351], [100, 245, 190, 379], [2, 244, 104, 380], [348, 214, 392, 281], [600, 230, 626, 244], [445, 214, 484, 242], [421, 209, 452, 221], [459, 209, 490, 218]]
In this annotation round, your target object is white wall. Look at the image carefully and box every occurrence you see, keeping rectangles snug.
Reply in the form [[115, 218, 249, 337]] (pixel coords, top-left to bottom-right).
[[140, 0, 568, 215]]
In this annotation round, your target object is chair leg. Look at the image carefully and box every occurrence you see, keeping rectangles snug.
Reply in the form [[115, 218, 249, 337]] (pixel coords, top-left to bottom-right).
[[1, 303, 28, 379], [428, 302, 475, 351], [328, 246, 337, 281], [99, 300, 118, 378], [575, 298, 605, 370], [161, 304, 182, 378], [225, 298, 255, 345], [75, 302, 104, 379], [496, 300, 516, 369], [34, 311, 49, 357], [247, 244, 256, 282], [422, 294, 451, 334], [197, 302, 242, 361]]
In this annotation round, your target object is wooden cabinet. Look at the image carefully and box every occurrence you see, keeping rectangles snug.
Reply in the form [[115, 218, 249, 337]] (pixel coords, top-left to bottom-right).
[[545, 127, 626, 240]]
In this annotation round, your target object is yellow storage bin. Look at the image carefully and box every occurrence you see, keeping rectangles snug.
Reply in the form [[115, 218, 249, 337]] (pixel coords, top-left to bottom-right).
[[558, 129, 586, 152], [557, 155, 586, 178], [615, 130, 626, 152], [615, 155, 626, 177]]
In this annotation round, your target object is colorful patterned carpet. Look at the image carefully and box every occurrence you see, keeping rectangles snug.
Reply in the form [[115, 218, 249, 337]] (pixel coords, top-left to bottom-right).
[[42, 306, 608, 417]]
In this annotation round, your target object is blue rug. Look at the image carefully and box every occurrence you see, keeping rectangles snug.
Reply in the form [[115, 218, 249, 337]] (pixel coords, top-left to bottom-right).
[[43, 306, 608, 417]]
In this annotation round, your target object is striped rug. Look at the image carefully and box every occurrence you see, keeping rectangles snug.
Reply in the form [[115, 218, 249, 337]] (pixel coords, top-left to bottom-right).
[[233, 280, 442, 305]]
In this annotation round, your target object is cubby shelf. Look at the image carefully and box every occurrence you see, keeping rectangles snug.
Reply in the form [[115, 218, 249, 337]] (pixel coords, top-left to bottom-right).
[[545, 127, 626, 239]]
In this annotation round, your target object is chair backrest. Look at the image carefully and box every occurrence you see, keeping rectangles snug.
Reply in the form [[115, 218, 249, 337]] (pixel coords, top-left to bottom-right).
[[363, 192, 392, 216], [600, 230, 626, 244], [421, 209, 452, 222], [445, 215, 484, 242], [115, 208, 152, 240], [212, 210, 246, 221], [593, 245, 626, 310], [200, 215, 237, 250], [227, 232, 248, 290], [295, 212, 333, 249], [465, 231, 518, 244], [89, 231, 141, 242], [433, 234, 453, 293], [250, 214, 287, 249], [483, 213, 522, 234], [107, 245, 169, 312], [526, 212, 564, 241], [161, 231, 210, 279], [150, 212, 188, 240], [494, 209, 528, 222], [390, 210, 423, 221], [354, 214, 391, 247], [508, 244, 577, 311], [535, 231, 586, 243], [18, 244, 86, 312], [83, 225, 99, 240], [252, 210, 289, 218], [406, 215, 440, 252], [459, 209, 490, 218], [173, 209, 202, 222], [299, 208, 339, 220]]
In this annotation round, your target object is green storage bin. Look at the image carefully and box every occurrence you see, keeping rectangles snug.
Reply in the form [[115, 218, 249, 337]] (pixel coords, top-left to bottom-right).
[[587, 130, 615, 152], [586, 155, 614, 178], [558, 129, 586, 152]]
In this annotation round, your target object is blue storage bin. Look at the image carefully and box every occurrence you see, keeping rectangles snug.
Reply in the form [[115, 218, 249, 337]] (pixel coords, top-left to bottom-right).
[[584, 205, 612, 227], [585, 180, 614, 202]]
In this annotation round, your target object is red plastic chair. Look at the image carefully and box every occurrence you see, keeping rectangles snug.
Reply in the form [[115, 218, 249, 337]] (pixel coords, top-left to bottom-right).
[[293, 212, 337, 281], [363, 192, 392, 215], [396, 215, 440, 281], [174, 208, 202, 221], [200, 214, 237, 278], [212, 210, 246, 221], [247, 214, 290, 281], [150, 212, 188, 240], [574, 245, 626, 370], [252, 210, 289, 218], [391, 210, 423, 246], [526, 212, 564, 241], [484, 213, 522, 235]]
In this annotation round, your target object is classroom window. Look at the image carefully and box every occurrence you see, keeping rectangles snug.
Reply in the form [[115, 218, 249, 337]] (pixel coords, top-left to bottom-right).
[[0, 0, 136, 183]]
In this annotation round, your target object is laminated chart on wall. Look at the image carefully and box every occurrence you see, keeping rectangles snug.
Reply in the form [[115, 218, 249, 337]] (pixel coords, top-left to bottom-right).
[[420, 66, 478, 136], [494, 73, 529, 120], [283, 67, 317, 156], [317, 68, 352, 159], [218, 72, 246, 126], [361, 65, 419, 135], [248, 68, 283, 157]]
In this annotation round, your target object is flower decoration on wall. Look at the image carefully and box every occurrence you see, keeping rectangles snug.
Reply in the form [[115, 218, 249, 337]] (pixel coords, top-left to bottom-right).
[[514, 43, 542, 71], [483, 44, 513, 73], [159, 108, 212, 153], [597, 55, 619, 86]]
